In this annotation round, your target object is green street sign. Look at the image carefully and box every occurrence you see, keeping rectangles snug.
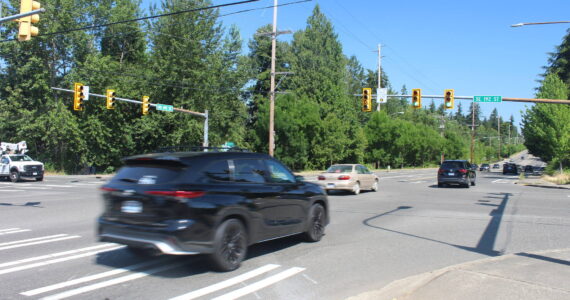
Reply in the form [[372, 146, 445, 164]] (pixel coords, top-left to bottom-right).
[[474, 96, 502, 103], [156, 104, 174, 112]]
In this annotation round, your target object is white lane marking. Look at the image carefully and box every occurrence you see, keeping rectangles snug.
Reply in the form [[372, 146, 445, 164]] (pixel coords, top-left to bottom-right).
[[0, 229, 31, 235], [43, 185, 74, 188], [212, 267, 306, 300], [40, 260, 181, 300], [380, 175, 415, 179], [0, 244, 116, 268], [16, 187, 51, 190], [21, 255, 175, 296], [2, 246, 123, 276], [0, 189, 25, 192], [0, 234, 67, 246], [302, 274, 318, 285], [0, 235, 80, 251], [0, 228, 20, 232], [169, 264, 281, 300], [0, 183, 32, 186]]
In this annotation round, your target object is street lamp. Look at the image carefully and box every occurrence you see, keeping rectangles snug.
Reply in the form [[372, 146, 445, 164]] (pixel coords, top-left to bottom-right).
[[511, 21, 570, 27]]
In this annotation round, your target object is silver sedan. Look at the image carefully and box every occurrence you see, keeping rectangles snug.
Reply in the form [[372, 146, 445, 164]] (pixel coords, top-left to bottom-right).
[[317, 164, 379, 195]]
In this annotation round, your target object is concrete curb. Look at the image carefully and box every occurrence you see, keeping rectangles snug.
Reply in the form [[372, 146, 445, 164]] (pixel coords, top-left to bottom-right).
[[347, 248, 570, 300]]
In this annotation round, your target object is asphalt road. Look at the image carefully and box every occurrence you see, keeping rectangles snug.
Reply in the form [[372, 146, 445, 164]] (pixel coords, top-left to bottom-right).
[[0, 170, 569, 300]]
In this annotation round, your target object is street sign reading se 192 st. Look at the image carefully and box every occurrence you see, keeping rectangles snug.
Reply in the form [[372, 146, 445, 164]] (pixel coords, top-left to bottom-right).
[[474, 96, 502, 103]]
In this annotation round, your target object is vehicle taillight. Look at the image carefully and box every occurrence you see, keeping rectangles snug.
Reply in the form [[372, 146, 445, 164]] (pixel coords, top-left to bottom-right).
[[318, 175, 326, 180], [338, 175, 351, 180], [145, 191, 205, 199], [438, 169, 444, 174], [458, 169, 467, 174], [100, 187, 119, 192]]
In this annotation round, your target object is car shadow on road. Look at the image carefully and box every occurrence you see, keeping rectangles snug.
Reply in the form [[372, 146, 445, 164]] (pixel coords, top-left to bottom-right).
[[362, 192, 513, 257], [0, 201, 43, 208]]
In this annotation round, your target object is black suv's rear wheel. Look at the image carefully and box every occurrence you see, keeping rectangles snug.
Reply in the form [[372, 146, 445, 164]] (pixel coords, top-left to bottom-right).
[[303, 204, 325, 242], [210, 219, 247, 272]]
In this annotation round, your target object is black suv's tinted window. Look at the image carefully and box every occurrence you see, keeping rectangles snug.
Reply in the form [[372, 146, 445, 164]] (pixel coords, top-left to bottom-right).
[[204, 160, 231, 182], [441, 161, 465, 169], [234, 159, 267, 183], [112, 166, 183, 184], [265, 159, 295, 183]]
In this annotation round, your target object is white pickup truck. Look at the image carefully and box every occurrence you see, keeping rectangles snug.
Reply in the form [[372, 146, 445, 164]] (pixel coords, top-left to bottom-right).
[[0, 141, 44, 182]]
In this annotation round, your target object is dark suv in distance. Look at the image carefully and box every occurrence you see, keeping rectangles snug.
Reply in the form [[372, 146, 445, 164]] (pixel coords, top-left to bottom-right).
[[437, 160, 476, 188], [503, 163, 518, 175], [479, 163, 490, 172], [98, 150, 329, 271]]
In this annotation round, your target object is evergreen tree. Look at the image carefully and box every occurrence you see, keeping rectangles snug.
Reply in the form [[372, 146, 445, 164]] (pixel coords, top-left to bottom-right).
[[544, 28, 570, 92]]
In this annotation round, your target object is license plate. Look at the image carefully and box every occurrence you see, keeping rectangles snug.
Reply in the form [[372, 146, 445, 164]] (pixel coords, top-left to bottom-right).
[[448, 172, 455, 176], [327, 183, 335, 188], [32, 172, 37, 175], [121, 201, 143, 213]]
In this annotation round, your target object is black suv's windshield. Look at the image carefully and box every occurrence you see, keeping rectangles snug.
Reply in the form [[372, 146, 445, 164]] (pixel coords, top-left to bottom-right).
[[9, 155, 34, 162]]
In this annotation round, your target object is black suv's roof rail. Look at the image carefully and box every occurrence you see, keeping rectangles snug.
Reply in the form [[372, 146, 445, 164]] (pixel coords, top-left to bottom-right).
[[156, 146, 251, 153]]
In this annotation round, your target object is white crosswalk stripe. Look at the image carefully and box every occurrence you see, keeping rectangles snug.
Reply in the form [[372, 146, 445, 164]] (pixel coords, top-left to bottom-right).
[[0, 234, 80, 251], [0, 229, 31, 235]]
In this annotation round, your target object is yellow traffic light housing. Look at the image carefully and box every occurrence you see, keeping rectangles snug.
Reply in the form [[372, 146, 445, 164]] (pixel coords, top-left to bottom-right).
[[444, 89, 454, 109], [142, 96, 150, 115], [17, 0, 41, 41], [73, 83, 85, 111], [412, 88, 422, 109], [361, 88, 372, 112], [106, 89, 116, 110]]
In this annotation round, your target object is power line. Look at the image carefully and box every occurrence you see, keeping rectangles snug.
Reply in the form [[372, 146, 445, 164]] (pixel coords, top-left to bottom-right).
[[1, 0, 262, 43]]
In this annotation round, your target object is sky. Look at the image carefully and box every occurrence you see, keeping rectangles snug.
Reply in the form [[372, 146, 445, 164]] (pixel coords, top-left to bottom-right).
[[141, 0, 570, 130]]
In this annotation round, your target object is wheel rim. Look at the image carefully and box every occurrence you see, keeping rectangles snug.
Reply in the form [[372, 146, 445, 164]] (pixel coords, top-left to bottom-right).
[[10, 173, 16, 180], [372, 181, 378, 191], [353, 183, 360, 194], [220, 226, 245, 266], [311, 208, 324, 237]]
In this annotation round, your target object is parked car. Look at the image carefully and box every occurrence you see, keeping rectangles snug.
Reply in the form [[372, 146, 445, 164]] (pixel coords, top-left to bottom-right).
[[524, 165, 534, 174], [98, 150, 329, 272], [317, 164, 379, 195], [437, 160, 476, 188], [479, 163, 490, 172], [492, 164, 500, 169], [503, 163, 518, 175]]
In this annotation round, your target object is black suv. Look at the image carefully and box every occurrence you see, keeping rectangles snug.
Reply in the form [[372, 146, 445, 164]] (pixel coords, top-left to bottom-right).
[[503, 163, 518, 175], [437, 160, 476, 188], [98, 151, 329, 271]]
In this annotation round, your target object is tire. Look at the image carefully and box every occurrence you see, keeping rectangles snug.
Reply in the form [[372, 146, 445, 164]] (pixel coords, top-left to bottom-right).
[[36, 176, 43, 182], [10, 170, 20, 183], [471, 179, 476, 186], [464, 183, 470, 188], [210, 219, 247, 272], [371, 180, 379, 192], [352, 182, 361, 195], [437, 182, 443, 188], [303, 204, 326, 242]]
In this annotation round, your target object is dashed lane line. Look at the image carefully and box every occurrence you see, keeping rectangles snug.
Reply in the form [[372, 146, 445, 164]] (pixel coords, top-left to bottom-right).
[[0, 244, 117, 269], [169, 264, 281, 300], [0, 229, 31, 235], [212, 267, 306, 300], [0, 228, 20, 232]]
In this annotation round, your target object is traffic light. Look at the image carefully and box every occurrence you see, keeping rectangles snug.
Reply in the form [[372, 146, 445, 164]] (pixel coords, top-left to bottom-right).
[[412, 88, 422, 109], [73, 83, 85, 111], [142, 96, 150, 115], [361, 88, 372, 112], [17, 0, 41, 41], [444, 89, 454, 109], [106, 89, 116, 110]]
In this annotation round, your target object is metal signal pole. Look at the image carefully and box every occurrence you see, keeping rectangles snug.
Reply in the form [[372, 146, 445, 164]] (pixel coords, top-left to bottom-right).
[[377, 44, 381, 112], [470, 101, 475, 163]]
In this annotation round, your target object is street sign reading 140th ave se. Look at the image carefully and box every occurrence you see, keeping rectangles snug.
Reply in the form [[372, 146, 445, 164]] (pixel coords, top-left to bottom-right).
[[474, 96, 502, 102]]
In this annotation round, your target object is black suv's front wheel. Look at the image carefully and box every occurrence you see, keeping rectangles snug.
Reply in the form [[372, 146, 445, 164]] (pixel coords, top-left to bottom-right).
[[210, 219, 247, 272], [303, 204, 325, 242]]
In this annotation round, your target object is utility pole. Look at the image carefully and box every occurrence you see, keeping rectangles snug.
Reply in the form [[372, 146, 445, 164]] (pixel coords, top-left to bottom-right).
[[470, 101, 475, 163], [377, 44, 381, 112], [268, 0, 277, 157], [498, 116, 502, 160]]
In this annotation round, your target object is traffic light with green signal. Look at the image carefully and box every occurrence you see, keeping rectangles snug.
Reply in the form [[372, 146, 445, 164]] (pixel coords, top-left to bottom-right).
[[73, 83, 85, 111], [17, 0, 41, 41], [362, 88, 372, 112], [444, 89, 454, 109], [412, 88, 422, 109], [142, 96, 150, 115], [106, 89, 116, 110]]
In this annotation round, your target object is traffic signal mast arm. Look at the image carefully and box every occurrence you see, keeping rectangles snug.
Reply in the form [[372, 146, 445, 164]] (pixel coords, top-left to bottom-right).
[[51, 87, 207, 117], [387, 94, 570, 104]]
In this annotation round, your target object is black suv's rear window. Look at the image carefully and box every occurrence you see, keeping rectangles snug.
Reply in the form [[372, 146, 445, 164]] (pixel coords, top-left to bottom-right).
[[441, 161, 465, 169], [112, 166, 184, 184]]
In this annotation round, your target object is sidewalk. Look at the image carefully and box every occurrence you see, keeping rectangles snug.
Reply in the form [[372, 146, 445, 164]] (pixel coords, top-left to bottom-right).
[[515, 176, 570, 190], [348, 248, 570, 300]]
